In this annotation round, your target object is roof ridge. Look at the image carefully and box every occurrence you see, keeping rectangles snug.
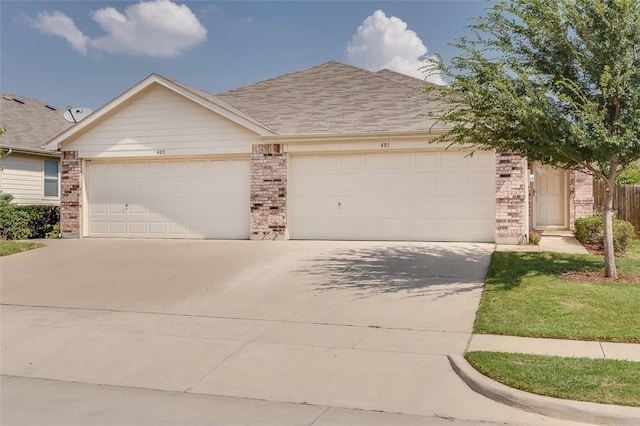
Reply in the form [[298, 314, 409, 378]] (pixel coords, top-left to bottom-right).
[[373, 68, 431, 89]]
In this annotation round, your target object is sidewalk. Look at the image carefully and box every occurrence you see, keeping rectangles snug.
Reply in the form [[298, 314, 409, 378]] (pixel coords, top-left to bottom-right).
[[458, 231, 640, 425], [468, 334, 640, 362]]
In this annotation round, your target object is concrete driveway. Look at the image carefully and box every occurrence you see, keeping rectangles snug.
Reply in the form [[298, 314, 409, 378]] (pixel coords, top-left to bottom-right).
[[1, 239, 577, 425]]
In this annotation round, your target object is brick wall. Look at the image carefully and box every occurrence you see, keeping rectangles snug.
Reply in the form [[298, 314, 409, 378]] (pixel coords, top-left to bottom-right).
[[60, 151, 82, 238], [495, 151, 527, 244], [250, 144, 287, 240], [569, 169, 594, 230]]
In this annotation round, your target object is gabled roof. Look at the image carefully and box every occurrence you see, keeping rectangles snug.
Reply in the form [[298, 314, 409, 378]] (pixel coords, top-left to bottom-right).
[[46, 74, 275, 150], [45, 61, 447, 150], [217, 61, 448, 136], [0, 93, 71, 154]]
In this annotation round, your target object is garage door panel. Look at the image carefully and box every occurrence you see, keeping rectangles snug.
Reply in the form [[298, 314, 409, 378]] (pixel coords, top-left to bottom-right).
[[290, 151, 495, 242], [128, 222, 146, 234], [415, 153, 438, 168], [362, 155, 389, 169], [339, 155, 363, 169], [440, 153, 466, 167], [127, 203, 147, 214], [108, 222, 127, 234], [342, 175, 387, 194], [290, 197, 338, 217], [168, 222, 189, 235], [107, 203, 126, 214], [148, 222, 167, 235], [87, 159, 249, 239], [466, 172, 495, 193], [89, 221, 107, 234]]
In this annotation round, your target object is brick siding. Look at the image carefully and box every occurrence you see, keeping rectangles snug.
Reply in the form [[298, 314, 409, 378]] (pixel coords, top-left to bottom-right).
[[495, 151, 527, 244], [569, 169, 594, 230], [60, 151, 82, 238], [250, 144, 287, 240]]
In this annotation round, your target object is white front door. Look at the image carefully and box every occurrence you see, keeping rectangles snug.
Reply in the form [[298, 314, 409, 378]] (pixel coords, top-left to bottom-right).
[[534, 165, 566, 228]]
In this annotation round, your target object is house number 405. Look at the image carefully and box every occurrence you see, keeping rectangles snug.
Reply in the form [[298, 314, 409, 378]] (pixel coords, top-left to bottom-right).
[[156, 149, 166, 155]]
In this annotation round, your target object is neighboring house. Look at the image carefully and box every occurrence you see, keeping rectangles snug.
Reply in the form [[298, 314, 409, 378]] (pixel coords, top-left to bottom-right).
[[0, 94, 72, 205], [45, 61, 593, 243]]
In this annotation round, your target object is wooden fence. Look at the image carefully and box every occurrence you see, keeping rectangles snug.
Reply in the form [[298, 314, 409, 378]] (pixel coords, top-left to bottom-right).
[[593, 180, 640, 231]]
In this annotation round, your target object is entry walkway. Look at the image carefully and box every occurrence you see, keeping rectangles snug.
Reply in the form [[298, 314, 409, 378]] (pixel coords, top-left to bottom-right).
[[496, 230, 589, 254]]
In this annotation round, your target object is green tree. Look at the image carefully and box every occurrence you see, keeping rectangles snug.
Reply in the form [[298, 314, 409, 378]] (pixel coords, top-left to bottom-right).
[[425, 0, 640, 278]]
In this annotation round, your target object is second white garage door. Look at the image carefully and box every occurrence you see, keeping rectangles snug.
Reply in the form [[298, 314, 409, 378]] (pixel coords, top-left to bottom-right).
[[289, 151, 495, 242], [87, 158, 249, 239]]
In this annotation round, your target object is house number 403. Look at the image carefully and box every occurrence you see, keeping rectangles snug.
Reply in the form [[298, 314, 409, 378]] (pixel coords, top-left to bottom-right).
[[156, 149, 166, 155], [380, 142, 390, 148]]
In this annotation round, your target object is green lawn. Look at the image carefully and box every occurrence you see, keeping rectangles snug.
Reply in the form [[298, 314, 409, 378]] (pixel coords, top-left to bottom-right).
[[474, 241, 640, 343], [466, 351, 640, 407], [629, 239, 640, 258], [0, 240, 44, 256]]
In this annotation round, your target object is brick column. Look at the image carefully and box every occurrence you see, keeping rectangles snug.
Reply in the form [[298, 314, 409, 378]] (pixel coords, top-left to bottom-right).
[[495, 151, 527, 244], [60, 151, 82, 238], [569, 169, 594, 230], [250, 144, 287, 240]]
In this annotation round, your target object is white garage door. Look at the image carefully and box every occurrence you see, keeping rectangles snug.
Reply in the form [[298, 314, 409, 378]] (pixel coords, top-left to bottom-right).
[[87, 159, 249, 239], [289, 151, 495, 242]]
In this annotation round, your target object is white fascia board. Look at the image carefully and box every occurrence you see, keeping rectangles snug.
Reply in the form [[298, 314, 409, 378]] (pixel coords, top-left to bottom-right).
[[263, 130, 448, 144]]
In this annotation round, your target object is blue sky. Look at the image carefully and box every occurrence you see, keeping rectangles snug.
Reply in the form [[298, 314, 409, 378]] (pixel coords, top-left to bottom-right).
[[1, 1, 490, 111]]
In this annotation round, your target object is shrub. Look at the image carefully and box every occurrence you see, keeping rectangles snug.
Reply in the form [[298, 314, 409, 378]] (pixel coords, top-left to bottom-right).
[[615, 163, 640, 186], [528, 231, 541, 245], [575, 214, 637, 255], [0, 205, 31, 240], [0, 205, 59, 240], [46, 223, 60, 239], [21, 205, 60, 238], [0, 192, 14, 207]]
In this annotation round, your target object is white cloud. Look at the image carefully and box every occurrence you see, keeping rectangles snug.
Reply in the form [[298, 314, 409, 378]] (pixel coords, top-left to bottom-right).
[[31, 11, 90, 55], [346, 10, 445, 85], [30, 0, 206, 57], [90, 0, 206, 57]]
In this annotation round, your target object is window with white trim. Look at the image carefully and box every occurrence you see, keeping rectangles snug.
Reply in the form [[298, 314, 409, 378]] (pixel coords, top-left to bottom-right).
[[44, 159, 59, 197]]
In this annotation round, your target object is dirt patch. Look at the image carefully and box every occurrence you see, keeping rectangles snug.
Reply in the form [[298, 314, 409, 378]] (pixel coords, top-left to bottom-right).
[[563, 271, 640, 283]]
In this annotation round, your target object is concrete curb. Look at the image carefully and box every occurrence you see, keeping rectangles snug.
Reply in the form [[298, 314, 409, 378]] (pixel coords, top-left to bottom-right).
[[448, 354, 640, 426]]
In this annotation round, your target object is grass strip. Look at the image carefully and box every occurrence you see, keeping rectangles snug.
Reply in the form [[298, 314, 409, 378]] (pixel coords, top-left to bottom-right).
[[0, 240, 44, 256], [466, 351, 640, 407]]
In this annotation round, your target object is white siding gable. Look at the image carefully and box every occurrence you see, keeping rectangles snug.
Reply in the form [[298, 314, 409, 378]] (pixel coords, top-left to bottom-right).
[[65, 85, 261, 159], [0, 153, 59, 205]]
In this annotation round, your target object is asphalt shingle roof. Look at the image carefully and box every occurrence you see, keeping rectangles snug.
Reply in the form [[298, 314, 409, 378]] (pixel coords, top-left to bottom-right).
[[217, 61, 448, 136], [0, 94, 72, 153]]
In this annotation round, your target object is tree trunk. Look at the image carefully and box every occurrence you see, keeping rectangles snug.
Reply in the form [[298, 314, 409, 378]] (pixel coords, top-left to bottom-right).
[[602, 178, 617, 278]]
